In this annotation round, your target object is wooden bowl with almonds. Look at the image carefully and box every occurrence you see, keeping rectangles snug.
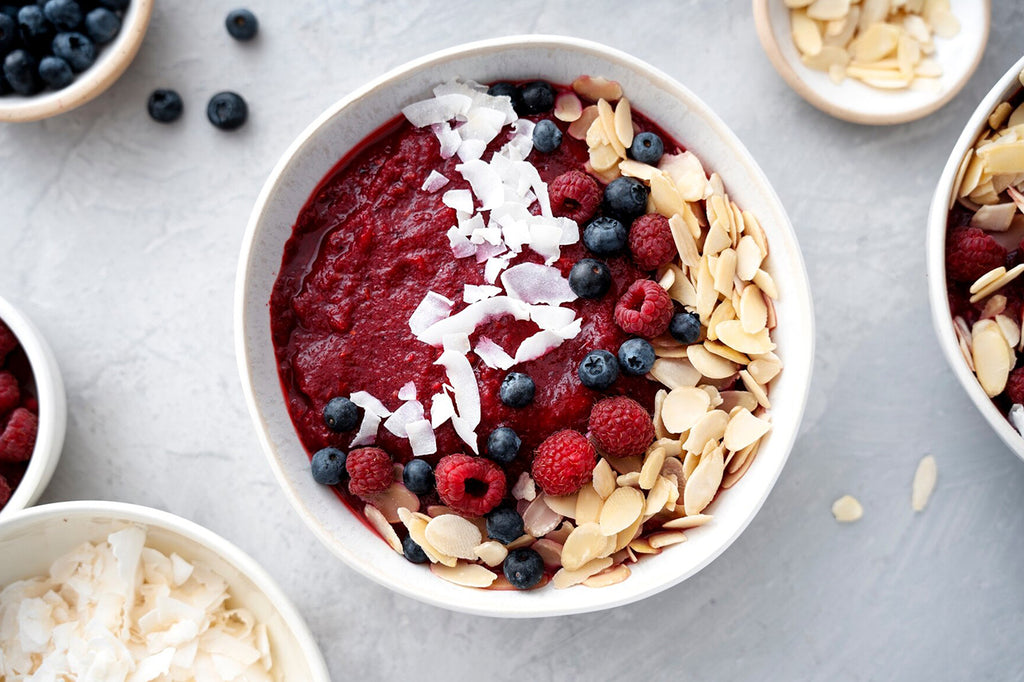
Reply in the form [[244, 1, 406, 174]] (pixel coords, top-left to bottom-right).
[[753, 0, 990, 125]]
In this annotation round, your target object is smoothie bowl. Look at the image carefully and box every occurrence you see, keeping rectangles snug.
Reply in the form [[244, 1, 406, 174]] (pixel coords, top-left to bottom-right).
[[236, 36, 814, 617]]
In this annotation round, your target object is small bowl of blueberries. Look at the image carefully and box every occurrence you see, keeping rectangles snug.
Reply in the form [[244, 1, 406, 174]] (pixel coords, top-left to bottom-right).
[[0, 0, 153, 122]]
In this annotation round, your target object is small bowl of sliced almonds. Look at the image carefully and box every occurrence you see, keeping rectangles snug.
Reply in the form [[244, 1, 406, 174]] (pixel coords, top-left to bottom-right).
[[929, 54, 1024, 459], [753, 0, 990, 125]]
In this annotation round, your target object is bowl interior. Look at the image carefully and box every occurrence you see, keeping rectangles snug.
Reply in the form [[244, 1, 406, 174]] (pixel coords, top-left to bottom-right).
[[927, 54, 1024, 460], [0, 295, 66, 520], [756, 0, 990, 124], [0, 0, 154, 122], [0, 502, 329, 679], [237, 36, 814, 617]]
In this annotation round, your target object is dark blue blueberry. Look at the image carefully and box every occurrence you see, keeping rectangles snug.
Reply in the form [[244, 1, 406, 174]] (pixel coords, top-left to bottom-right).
[[532, 118, 562, 153], [486, 507, 525, 545], [402, 459, 434, 495], [519, 80, 555, 115], [669, 311, 702, 344], [323, 396, 360, 432], [2, 49, 39, 94], [43, 0, 81, 31], [500, 372, 535, 408], [310, 447, 347, 485], [96, 0, 128, 9], [485, 427, 521, 466], [629, 131, 664, 165], [83, 6, 117, 43], [51, 31, 94, 72], [503, 548, 544, 589], [225, 8, 258, 41], [402, 535, 429, 564], [17, 5, 53, 51], [207, 90, 247, 130], [37, 54, 71, 88], [0, 7, 18, 22], [568, 258, 611, 299], [578, 349, 619, 390], [486, 81, 523, 112], [583, 216, 628, 256], [603, 176, 649, 221], [147, 88, 182, 122], [0, 71, 10, 95], [0, 13, 18, 53], [618, 338, 656, 376]]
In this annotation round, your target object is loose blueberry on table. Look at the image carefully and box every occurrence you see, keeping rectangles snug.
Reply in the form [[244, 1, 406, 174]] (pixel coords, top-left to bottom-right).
[[280, 74, 782, 591]]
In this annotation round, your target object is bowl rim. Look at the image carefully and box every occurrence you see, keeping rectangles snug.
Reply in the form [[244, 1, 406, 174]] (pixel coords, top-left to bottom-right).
[[0, 499, 331, 679], [926, 53, 1024, 460], [0, 294, 66, 519], [235, 34, 815, 617], [0, 0, 154, 123], [751, 0, 991, 126]]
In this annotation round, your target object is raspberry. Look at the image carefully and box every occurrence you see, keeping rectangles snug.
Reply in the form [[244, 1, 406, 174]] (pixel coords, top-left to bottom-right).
[[548, 170, 601, 224], [532, 430, 596, 495], [946, 228, 1006, 283], [0, 474, 9, 507], [0, 372, 19, 418], [0, 321, 15, 364], [1007, 368, 1024, 404], [629, 214, 675, 270], [346, 447, 393, 496], [589, 397, 655, 458], [434, 454, 506, 516], [614, 279, 673, 338], [0, 408, 36, 463]]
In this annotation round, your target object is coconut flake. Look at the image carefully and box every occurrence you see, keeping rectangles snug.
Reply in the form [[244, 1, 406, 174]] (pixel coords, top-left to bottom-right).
[[435, 349, 481, 453], [409, 291, 455, 336], [501, 263, 577, 305], [474, 241, 508, 263], [484, 256, 511, 284], [421, 170, 449, 193], [474, 336, 516, 370], [1011, 404, 1024, 436], [402, 98, 458, 127], [383, 400, 425, 438], [464, 284, 502, 304], [349, 391, 391, 447], [457, 138, 488, 163], [431, 122, 461, 159], [529, 304, 577, 331], [513, 330, 568, 364], [398, 381, 417, 401], [416, 296, 529, 346], [446, 226, 477, 259], [430, 391, 456, 428], [406, 419, 438, 456], [457, 159, 505, 211], [442, 189, 474, 214], [442, 333, 471, 354]]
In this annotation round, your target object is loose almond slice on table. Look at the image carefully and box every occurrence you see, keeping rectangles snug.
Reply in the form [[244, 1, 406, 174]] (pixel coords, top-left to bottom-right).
[[364, 505, 402, 553], [661, 386, 712, 433], [425, 514, 483, 560], [683, 445, 725, 515], [911, 455, 937, 512], [552, 557, 614, 589], [599, 487, 646, 536], [831, 495, 863, 522], [561, 522, 608, 571], [430, 562, 497, 588], [971, 319, 1012, 397]]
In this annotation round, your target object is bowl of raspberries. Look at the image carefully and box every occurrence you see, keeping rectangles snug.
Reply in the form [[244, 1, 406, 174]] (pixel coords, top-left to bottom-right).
[[0, 0, 153, 122], [0, 294, 66, 518]]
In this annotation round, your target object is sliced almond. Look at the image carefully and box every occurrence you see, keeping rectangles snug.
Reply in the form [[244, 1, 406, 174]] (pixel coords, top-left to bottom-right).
[[401, 510, 455, 567], [523, 495, 563, 538], [683, 446, 725, 515], [475, 541, 508, 567], [596, 98, 625, 158], [598, 486, 646, 536], [791, 9, 823, 56], [571, 75, 623, 102], [682, 409, 729, 453], [972, 319, 1012, 397], [723, 408, 772, 452], [512, 472, 537, 502], [661, 386, 712, 433], [739, 284, 769, 334], [849, 22, 901, 62], [561, 522, 607, 571], [713, 320, 777, 356], [613, 97, 634, 149], [592, 458, 617, 499], [714, 248, 738, 297], [735, 235, 764, 283], [583, 563, 631, 588], [650, 170, 686, 218], [543, 493, 579, 519], [554, 91, 583, 122], [567, 105, 599, 140], [546, 521, 575, 545], [608, 455, 642, 475], [669, 214, 701, 269], [552, 556, 614, 589], [628, 538, 661, 555], [707, 300, 737, 342], [969, 266, 1006, 295], [753, 269, 778, 299], [575, 483, 604, 525], [530, 538, 563, 569], [639, 447, 667, 490], [430, 562, 497, 588], [364, 505, 402, 553], [996, 314, 1021, 349], [365, 483, 421, 523], [911, 455, 937, 512], [704, 339, 749, 365], [649, 357, 702, 389], [740, 369, 772, 409], [662, 514, 713, 530], [747, 356, 783, 385], [648, 530, 688, 549], [615, 471, 641, 488], [831, 494, 863, 523], [645, 476, 674, 517], [722, 439, 760, 489], [425, 514, 483, 560], [687, 344, 739, 380]]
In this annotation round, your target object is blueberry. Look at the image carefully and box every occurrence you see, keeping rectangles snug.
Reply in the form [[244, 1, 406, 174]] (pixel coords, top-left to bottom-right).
[[51, 31, 94, 72], [37, 54, 71, 88], [147, 88, 182, 123], [503, 548, 544, 589], [311, 447, 347, 485], [486, 507, 525, 545], [323, 396, 359, 432], [500, 372, 535, 408], [578, 349, 619, 390], [532, 119, 561, 153], [583, 216, 627, 256], [618, 338, 656, 376], [207, 90, 247, 130], [43, 0, 80, 31], [0, 7, 17, 22], [402, 535, 429, 564], [669, 311, 701, 344], [402, 459, 434, 495], [629, 131, 664, 165], [96, 0, 129, 9], [83, 7, 118, 43], [486, 81, 523, 112], [0, 71, 10, 95], [2, 49, 39, 94], [17, 5, 53, 51], [519, 80, 555, 115], [0, 13, 18, 53], [603, 176, 649, 221], [568, 258, 611, 299], [485, 426, 521, 466], [225, 8, 258, 41]]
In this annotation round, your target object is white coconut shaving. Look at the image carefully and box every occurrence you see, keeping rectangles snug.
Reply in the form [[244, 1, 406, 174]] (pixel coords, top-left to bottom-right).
[[383, 400, 425, 438], [0, 526, 276, 681], [429, 391, 456, 429], [473, 337, 516, 371], [415, 296, 530, 347], [405, 419, 437, 457], [349, 391, 392, 447], [463, 284, 502, 304], [501, 263, 577, 305], [421, 170, 449, 193], [397, 381, 417, 401], [435, 349, 481, 453]]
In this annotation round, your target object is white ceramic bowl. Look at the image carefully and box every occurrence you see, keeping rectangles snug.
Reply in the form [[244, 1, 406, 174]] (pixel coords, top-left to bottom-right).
[[0, 0, 153, 123], [236, 35, 815, 617], [0, 500, 330, 679], [927, 54, 1024, 460], [753, 0, 990, 125], [0, 294, 66, 520]]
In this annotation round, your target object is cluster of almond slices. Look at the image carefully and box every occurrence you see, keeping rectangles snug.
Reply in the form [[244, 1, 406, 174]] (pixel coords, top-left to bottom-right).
[[787, 0, 959, 90], [352, 76, 784, 591]]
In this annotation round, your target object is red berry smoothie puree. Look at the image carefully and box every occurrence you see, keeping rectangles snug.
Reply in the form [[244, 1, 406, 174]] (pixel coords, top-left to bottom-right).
[[270, 81, 678, 510]]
